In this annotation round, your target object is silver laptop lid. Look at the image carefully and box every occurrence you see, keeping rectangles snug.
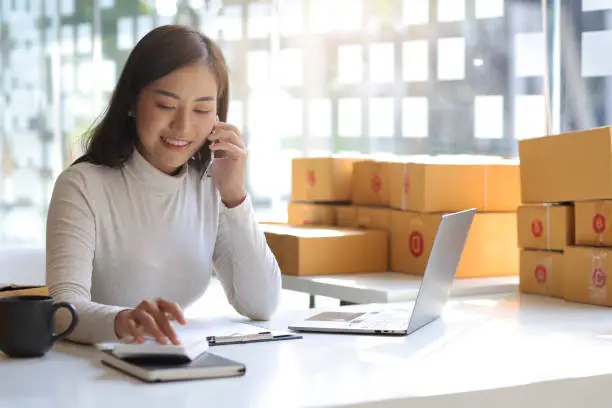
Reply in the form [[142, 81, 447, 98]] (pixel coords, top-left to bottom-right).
[[405, 208, 476, 334]]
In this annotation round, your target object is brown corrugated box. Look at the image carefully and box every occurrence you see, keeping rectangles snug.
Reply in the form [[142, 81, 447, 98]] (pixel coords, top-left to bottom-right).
[[261, 224, 388, 275], [574, 200, 612, 247], [519, 249, 564, 298], [291, 157, 366, 202], [336, 206, 358, 228], [388, 156, 520, 212], [518, 126, 612, 203], [337, 206, 392, 264], [390, 211, 518, 278], [564, 246, 612, 307], [0, 285, 49, 297], [336, 206, 392, 232], [352, 161, 391, 207], [287, 202, 337, 226], [356, 207, 391, 232], [517, 204, 574, 250]]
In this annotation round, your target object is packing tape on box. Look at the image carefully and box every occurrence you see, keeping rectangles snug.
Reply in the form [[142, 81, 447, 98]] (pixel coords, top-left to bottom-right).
[[546, 204, 551, 250], [402, 163, 407, 210], [357, 210, 370, 229], [589, 251, 608, 305], [483, 165, 487, 212]]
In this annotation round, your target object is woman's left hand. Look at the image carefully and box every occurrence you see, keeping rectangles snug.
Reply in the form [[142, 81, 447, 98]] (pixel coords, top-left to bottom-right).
[[208, 118, 248, 208]]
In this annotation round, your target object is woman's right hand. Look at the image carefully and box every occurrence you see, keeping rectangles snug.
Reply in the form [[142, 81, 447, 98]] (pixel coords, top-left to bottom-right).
[[114, 298, 187, 345]]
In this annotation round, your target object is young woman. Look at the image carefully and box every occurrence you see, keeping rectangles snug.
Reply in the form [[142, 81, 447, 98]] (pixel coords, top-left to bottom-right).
[[46, 25, 281, 345]]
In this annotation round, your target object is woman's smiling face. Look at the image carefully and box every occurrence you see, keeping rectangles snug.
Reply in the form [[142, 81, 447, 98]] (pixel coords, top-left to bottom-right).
[[134, 62, 218, 175]]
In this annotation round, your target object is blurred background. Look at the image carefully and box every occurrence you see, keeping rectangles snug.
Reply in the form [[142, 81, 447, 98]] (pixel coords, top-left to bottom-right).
[[0, 0, 609, 246]]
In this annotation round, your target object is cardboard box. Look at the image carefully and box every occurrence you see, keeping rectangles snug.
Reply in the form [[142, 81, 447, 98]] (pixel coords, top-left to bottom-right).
[[336, 206, 358, 228], [356, 207, 392, 231], [0, 285, 49, 297], [575, 200, 612, 247], [519, 126, 612, 203], [519, 249, 564, 298], [564, 246, 612, 307], [517, 204, 574, 250], [388, 157, 520, 212], [291, 157, 365, 202], [352, 161, 391, 207], [334, 206, 392, 232], [288, 202, 337, 226], [261, 224, 388, 275], [390, 211, 518, 278], [355, 207, 392, 232]]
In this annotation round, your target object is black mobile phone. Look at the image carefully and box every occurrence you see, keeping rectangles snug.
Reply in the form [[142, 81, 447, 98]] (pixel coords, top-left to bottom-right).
[[201, 140, 212, 177]]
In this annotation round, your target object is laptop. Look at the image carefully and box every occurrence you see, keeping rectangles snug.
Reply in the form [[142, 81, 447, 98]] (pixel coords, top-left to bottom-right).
[[288, 208, 476, 336]]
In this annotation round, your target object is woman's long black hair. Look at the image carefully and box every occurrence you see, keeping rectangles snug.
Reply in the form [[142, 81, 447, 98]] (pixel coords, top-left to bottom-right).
[[74, 25, 229, 175]]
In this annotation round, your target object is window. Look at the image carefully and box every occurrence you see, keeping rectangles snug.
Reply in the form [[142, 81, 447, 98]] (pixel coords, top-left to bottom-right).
[[402, 98, 429, 138], [77, 23, 92, 54], [403, 41, 429, 82], [0, 0, 600, 244], [515, 95, 547, 140], [309, 99, 332, 137], [339, 99, 362, 137], [438, 0, 465, 22], [515, 33, 545, 77], [338, 45, 363, 84], [248, 3, 271, 39], [474, 96, 504, 139], [403, 0, 429, 26], [248, 51, 270, 88], [279, 49, 303, 86], [437, 38, 465, 80], [476, 0, 504, 18], [370, 43, 395, 83], [117, 17, 133, 50], [582, 31, 612, 77], [369, 98, 395, 137]]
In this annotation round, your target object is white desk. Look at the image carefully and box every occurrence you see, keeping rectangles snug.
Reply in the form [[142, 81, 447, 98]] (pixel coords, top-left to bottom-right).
[[3, 293, 612, 407], [282, 272, 519, 307]]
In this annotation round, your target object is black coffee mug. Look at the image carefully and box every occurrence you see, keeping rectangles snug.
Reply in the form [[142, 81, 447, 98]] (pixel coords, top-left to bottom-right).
[[0, 295, 78, 358]]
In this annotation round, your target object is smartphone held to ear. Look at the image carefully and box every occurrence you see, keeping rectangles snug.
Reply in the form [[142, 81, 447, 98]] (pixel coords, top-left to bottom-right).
[[203, 140, 225, 178], [204, 120, 225, 177], [204, 140, 214, 178]]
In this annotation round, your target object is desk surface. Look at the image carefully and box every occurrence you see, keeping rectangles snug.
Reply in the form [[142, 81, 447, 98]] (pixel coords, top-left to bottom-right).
[[282, 272, 519, 303], [2, 293, 612, 408]]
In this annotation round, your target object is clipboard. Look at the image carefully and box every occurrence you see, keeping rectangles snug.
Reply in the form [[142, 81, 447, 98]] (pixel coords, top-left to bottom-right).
[[95, 324, 303, 357], [206, 331, 302, 346]]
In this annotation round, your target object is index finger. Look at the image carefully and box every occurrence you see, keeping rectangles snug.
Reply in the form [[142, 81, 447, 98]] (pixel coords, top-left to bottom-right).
[[212, 121, 241, 138], [141, 301, 179, 345], [157, 298, 187, 325], [156, 313, 180, 346]]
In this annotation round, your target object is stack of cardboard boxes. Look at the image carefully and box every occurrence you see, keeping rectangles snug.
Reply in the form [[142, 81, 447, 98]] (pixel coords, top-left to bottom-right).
[[518, 126, 612, 306], [286, 156, 359, 227], [330, 156, 523, 278], [261, 156, 390, 276], [383, 156, 520, 278], [263, 154, 522, 279], [516, 203, 573, 300]]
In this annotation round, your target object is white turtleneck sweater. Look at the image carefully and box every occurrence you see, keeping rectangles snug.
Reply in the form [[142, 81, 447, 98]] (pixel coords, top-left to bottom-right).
[[45, 149, 281, 344]]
